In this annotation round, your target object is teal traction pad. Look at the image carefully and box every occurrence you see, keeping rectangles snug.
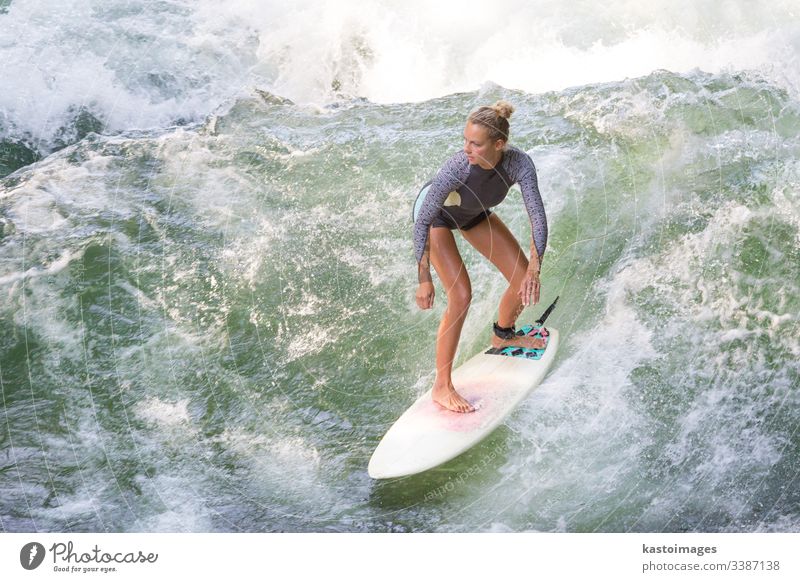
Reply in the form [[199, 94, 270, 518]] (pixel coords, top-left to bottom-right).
[[485, 324, 549, 360]]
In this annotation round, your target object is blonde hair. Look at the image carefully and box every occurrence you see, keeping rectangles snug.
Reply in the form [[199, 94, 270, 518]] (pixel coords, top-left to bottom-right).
[[468, 100, 514, 143]]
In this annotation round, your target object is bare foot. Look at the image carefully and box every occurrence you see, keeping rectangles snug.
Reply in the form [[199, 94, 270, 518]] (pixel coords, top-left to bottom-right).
[[491, 330, 546, 350], [432, 381, 475, 413]]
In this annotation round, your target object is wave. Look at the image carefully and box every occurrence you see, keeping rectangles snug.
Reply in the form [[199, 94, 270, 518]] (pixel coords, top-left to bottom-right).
[[2, 66, 798, 531]]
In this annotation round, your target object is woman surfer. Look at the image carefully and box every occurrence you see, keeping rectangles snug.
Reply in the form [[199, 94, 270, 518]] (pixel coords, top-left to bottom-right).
[[413, 101, 548, 413]]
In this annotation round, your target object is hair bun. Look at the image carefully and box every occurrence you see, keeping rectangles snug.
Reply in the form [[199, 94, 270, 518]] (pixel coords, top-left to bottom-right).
[[492, 100, 514, 120]]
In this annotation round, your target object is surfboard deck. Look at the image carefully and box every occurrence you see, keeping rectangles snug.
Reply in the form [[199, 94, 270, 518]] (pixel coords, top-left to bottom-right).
[[368, 326, 559, 479]]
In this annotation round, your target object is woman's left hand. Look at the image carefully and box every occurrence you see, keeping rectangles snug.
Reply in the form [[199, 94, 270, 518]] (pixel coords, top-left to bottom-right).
[[518, 270, 540, 306]]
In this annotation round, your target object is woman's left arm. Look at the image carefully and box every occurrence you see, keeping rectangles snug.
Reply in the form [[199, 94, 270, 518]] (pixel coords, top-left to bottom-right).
[[512, 149, 547, 306], [514, 150, 548, 270]]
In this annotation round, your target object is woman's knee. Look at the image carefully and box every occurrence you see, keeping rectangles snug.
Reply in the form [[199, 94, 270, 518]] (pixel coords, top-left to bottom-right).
[[445, 285, 472, 314]]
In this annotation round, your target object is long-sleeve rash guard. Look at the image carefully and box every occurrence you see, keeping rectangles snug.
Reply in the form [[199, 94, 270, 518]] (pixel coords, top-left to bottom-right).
[[413, 145, 548, 266]]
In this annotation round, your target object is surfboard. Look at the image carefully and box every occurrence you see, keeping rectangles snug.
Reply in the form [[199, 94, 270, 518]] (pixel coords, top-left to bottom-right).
[[368, 322, 560, 479], [380, 183, 561, 479]]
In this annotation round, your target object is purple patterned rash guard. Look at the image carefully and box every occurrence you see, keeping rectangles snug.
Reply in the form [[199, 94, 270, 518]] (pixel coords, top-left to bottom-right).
[[413, 145, 548, 266]]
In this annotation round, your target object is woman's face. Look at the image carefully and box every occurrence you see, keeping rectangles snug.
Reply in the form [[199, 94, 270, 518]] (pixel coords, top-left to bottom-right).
[[463, 121, 504, 168]]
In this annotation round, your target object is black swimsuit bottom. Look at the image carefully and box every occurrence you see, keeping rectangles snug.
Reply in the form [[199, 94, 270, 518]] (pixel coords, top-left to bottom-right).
[[431, 209, 493, 231]]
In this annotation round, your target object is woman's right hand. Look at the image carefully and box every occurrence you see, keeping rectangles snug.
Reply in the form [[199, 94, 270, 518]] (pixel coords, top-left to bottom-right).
[[416, 282, 435, 309]]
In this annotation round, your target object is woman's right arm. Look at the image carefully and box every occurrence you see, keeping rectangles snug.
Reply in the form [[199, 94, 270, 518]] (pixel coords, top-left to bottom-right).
[[412, 151, 469, 286], [416, 228, 435, 309], [418, 228, 433, 285]]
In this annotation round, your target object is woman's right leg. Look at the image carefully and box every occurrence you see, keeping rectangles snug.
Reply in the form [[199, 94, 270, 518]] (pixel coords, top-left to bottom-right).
[[429, 226, 475, 413]]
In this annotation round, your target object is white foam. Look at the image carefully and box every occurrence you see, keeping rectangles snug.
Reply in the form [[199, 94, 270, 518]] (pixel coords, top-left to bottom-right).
[[2, 0, 800, 152], [135, 397, 194, 430], [478, 274, 659, 524], [1, 0, 256, 147], [135, 474, 213, 532], [243, 0, 800, 103], [0, 248, 80, 286], [211, 427, 326, 499], [285, 321, 342, 361]]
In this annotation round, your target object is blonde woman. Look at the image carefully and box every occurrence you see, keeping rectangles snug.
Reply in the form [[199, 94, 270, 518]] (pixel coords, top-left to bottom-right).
[[413, 101, 548, 413]]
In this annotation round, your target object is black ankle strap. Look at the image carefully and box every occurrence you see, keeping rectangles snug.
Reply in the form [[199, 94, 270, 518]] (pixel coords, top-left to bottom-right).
[[493, 321, 516, 339]]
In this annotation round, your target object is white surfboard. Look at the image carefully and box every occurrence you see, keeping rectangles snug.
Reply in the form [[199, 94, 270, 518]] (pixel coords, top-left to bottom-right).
[[368, 327, 559, 479]]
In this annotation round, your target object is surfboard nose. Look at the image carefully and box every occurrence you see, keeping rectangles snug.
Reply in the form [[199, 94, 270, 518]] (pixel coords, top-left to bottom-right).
[[367, 457, 394, 479], [368, 434, 434, 479]]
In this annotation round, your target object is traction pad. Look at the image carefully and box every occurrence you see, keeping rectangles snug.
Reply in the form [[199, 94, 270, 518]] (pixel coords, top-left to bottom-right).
[[485, 324, 549, 360]]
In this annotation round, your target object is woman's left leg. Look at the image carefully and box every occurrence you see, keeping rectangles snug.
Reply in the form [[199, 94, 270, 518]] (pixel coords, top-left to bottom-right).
[[460, 213, 545, 348]]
